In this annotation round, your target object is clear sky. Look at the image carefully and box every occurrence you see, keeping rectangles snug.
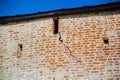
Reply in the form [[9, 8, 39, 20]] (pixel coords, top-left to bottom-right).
[[0, 0, 119, 16]]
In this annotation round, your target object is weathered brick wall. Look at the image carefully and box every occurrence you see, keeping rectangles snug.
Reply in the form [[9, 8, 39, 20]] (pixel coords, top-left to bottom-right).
[[0, 10, 120, 80]]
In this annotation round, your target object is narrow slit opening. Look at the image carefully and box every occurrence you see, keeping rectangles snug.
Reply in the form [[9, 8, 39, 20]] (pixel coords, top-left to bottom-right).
[[18, 44, 23, 51], [53, 17, 58, 34]]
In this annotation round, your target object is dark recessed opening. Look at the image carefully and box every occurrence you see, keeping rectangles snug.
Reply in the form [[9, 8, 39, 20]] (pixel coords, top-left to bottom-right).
[[53, 17, 58, 34], [18, 44, 23, 51], [104, 39, 109, 44]]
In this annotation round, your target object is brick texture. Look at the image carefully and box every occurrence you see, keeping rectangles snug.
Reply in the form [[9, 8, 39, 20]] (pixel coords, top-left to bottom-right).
[[0, 10, 120, 80]]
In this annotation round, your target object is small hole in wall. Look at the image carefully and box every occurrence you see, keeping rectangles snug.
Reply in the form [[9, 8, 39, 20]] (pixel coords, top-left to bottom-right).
[[18, 44, 23, 51], [103, 38, 109, 44], [53, 17, 59, 34]]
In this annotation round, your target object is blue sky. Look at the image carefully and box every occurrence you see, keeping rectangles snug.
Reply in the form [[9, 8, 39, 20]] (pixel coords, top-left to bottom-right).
[[0, 0, 119, 16]]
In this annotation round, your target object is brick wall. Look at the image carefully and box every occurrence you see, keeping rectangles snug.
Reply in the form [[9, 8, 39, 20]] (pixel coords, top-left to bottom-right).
[[0, 10, 120, 80]]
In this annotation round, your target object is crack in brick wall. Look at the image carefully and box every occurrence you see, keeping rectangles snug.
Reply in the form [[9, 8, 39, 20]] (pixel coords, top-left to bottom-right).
[[58, 32, 90, 79]]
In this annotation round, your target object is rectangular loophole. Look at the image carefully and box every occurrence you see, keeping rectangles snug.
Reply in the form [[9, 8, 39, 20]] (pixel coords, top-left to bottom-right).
[[103, 38, 109, 44], [53, 17, 58, 34]]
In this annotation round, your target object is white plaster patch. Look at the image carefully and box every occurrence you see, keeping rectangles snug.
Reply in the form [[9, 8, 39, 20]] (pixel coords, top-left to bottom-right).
[[54, 67, 66, 80], [106, 31, 118, 37], [38, 67, 52, 80]]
